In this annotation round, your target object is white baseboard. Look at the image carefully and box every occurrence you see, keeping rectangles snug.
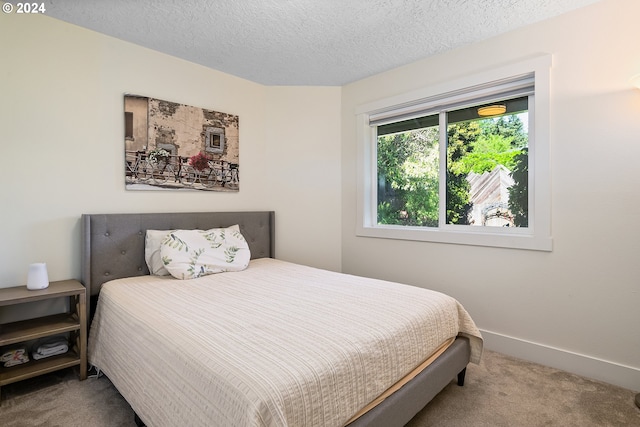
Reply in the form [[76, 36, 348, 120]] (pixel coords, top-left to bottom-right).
[[480, 329, 640, 392]]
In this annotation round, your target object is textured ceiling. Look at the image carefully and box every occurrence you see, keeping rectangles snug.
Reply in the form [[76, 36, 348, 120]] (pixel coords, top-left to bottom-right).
[[43, 0, 600, 86]]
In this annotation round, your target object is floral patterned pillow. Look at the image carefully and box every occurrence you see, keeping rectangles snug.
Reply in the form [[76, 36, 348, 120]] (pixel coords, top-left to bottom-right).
[[159, 226, 250, 279]]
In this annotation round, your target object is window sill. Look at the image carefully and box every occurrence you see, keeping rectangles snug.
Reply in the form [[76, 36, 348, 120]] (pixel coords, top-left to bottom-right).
[[356, 224, 552, 251]]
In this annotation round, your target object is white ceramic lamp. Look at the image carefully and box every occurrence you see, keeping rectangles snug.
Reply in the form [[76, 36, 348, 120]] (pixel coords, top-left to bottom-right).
[[27, 263, 49, 290]]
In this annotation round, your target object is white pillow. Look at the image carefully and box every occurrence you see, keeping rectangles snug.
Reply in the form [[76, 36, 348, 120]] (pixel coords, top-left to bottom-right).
[[159, 225, 250, 279], [145, 229, 174, 276]]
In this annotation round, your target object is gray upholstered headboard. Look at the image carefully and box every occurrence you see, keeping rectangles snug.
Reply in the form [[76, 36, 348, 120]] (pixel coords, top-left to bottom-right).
[[81, 211, 275, 298]]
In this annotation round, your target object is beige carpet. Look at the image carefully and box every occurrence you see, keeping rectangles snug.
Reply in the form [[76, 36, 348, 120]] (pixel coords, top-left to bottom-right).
[[1, 349, 638, 427]]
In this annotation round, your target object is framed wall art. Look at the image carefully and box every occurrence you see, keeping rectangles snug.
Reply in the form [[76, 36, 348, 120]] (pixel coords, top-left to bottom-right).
[[124, 95, 239, 192]]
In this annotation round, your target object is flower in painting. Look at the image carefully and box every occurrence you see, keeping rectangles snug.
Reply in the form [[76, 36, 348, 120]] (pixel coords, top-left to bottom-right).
[[189, 152, 211, 171], [148, 148, 170, 163]]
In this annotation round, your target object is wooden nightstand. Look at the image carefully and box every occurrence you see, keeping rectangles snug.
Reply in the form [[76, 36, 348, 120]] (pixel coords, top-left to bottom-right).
[[0, 279, 87, 399]]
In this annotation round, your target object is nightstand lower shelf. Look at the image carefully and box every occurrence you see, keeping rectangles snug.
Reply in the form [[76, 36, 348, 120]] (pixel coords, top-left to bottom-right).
[[0, 350, 81, 386]]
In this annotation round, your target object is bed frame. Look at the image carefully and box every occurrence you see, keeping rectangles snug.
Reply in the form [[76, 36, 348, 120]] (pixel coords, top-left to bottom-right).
[[81, 211, 470, 427]]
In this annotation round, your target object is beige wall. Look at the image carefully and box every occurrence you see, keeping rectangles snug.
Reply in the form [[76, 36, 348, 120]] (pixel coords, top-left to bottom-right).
[[341, 0, 640, 389], [0, 13, 342, 289]]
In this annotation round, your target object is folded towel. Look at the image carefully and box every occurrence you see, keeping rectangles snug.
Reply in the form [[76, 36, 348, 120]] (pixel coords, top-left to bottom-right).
[[1, 347, 26, 362], [31, 336, 69, 360], [36, 342, 68, 357], [1, 348, 29, 367], [32, 345, 68, 360]]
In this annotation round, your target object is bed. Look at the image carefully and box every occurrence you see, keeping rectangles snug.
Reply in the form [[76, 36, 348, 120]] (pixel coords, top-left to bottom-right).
[[81, 211, 482, 427]]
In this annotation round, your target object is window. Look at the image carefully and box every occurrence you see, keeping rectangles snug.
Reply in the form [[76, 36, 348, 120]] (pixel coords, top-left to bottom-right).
[[124, 112, 134, 140], [377, 95, 529, 228], [356, 55, 552, 251], [205, 127, 225, 154]]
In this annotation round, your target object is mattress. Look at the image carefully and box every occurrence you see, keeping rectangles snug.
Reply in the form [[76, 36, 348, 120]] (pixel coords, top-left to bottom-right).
[[88, 258, 482, 427]]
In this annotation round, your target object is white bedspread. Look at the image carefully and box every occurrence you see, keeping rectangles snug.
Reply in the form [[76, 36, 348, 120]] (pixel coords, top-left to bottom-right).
[[88, 258, 482, 427]]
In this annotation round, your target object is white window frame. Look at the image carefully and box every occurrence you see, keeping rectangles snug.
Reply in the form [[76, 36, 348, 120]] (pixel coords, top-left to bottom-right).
[[355, 54, 552, 251]]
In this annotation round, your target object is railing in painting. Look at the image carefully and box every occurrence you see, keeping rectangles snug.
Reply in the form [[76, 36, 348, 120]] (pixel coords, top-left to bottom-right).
[[125, 151, 239, 190]]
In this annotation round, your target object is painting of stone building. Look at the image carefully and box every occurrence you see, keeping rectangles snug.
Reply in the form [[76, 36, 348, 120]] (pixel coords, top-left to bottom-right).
[[124, 95, 239, 191]]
